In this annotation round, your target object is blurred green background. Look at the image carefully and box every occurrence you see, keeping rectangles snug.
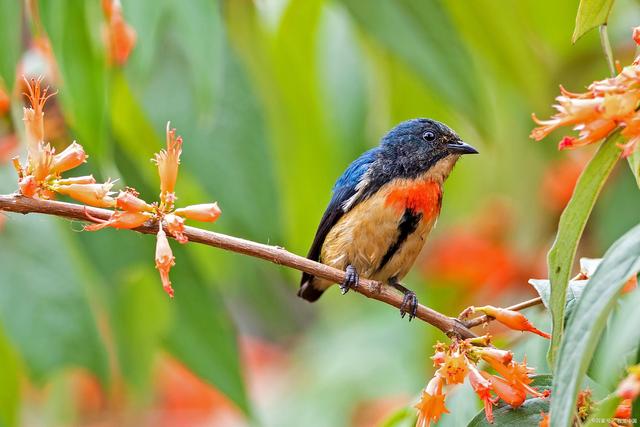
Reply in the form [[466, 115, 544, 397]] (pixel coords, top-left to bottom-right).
[[0, 0, 639, 426]]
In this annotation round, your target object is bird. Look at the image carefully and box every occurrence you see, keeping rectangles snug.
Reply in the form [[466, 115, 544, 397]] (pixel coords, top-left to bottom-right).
[[298, 118, 478, 320]]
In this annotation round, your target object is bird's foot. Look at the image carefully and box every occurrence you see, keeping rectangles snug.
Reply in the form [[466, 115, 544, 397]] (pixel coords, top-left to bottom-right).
[[391, 281, 418, 321], [340, 265, 359, 295]]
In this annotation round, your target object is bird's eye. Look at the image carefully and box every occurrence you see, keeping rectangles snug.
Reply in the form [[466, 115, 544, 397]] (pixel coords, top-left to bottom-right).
[[422, 131, 436, 142]]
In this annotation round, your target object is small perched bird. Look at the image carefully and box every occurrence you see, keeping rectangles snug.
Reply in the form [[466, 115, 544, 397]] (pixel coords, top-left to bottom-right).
[[298, 118, 478, 320]]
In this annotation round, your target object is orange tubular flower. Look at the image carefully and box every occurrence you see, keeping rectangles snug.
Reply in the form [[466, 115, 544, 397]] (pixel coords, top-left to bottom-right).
[[51, 142, 87, 174], [153, 123, 182, 208], [30, 142, 54, 183], [415, 375, 448, 427], [481, 372, 526, 407], [474, 305, 551, 339], [483, 356, 548, 400], [115, 190, 153, 212], [437, 351, 468, 385], [53, 180, 116, 208], [476, 347, 513, 365], [102, 0, 137, 66], [164, 213, 187, 244], [174, 203, 221, 223], [531, 28, 640, 157], [22, 77, 54, 149], [615, 399, 632, 419], [467, 362, 495, 423], [155, 226, 175, 298], [84, 210, 150, 231]]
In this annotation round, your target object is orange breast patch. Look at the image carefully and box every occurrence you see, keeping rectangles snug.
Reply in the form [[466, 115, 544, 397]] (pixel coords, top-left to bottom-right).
[[384, 179, 442, 220]]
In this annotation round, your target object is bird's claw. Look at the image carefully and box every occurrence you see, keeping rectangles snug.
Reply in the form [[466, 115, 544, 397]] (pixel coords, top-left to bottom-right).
[[400, 291, 418, 321], [340, 265, 359, 295]]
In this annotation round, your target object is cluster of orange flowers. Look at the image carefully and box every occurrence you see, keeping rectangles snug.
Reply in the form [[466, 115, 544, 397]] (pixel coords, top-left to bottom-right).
[[531, 27, 640, 157], [102, 0, 136, 66], [415, 333, 549, 426], [13, 77, 221, 297]]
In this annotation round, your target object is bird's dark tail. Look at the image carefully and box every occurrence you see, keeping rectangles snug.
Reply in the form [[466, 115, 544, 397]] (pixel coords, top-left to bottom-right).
[[298, 274, 325, 302]]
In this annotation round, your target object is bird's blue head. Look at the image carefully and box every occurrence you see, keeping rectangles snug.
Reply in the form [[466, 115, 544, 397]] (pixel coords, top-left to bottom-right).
[[377, 118, 478, 181]]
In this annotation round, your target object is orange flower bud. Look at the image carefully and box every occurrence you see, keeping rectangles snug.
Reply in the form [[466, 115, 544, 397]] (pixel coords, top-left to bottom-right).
[[481, 372, 526, 408], [84, 210, 150, 231], [164, 213, 187, 244], [18, 175, 37, 197], [634, 26, 640, 46], [415, 375, 448, 427], [155, 226, 175, 298], [102, 0, 137, 66], [474, 305, 551, 339], [174, 202, 221, 223], [431, 351, 446, 367], [615, 399, 632, 419], [55, 175, 97, 185], [0, 86, 9, 116], [51, 142, 87, 174], [53, 180, 116, 208], [539, 412, 550, 427], [153, 123, 182, 208], [115, 190, 153, 212], [477, 347, 514, 365]]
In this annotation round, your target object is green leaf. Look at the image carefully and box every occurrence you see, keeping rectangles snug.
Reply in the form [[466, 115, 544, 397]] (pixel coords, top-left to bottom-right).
[[0, 0, 21, 90], [379, 407, 416, 427], [529, 278, 586, 323], [0, 325, 21, 427], [550, 224, 640, 427], [467, 375, 552, 427], [164, 249, 249, 415], [572, 0, 615, 43], [584, 394, 621, 427], [547, 134, 621, 365], [628, 148, 640, 189], [0, 214, 108, 384]]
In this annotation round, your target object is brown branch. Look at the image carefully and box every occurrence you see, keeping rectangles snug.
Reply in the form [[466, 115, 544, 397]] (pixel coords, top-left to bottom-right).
[[462, 297, 544, 328], [0, 193, 477, 339]]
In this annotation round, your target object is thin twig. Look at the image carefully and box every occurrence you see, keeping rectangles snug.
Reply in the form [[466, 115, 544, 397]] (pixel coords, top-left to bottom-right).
[[0, 193, 478, 339], [463, 297, 544, 328], [599, 24, 616, 78]]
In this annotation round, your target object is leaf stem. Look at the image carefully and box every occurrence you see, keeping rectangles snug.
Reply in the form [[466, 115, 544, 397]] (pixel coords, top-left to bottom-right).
[[599, 24, 616, 77]]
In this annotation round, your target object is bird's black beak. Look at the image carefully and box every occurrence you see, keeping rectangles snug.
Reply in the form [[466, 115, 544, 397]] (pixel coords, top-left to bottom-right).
[[447, 140, 478, 155]]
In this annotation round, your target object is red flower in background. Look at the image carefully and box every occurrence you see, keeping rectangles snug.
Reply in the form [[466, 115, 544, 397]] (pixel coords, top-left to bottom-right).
[[540, 154, 588, 213], [102, 0, 137, 66]]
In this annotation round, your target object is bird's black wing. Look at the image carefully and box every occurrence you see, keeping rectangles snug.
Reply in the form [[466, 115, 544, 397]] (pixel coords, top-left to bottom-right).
[[299, 149, 378, 299]]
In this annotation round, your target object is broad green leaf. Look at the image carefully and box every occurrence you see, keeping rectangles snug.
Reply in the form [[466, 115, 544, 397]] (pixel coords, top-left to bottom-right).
[[572, 0, 615, 43], [467, 375, 552, 427], [550, 224, 640, 427], [0, 0, 21, 90], [547, 134, 621, 365], [39, 0, 109, 160], [584, 394, 621, 427], [629, 149, 640, 189], [112, 268, 171, 395], [529, 278, 586, 323], [379, 407, 416, 427], [0, 214, 108, 383], [0, 325, 21, 427], [164, 249, 249, 414]]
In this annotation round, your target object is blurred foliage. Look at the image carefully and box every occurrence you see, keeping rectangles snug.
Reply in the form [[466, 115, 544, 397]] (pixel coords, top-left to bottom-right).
[[0, 0, 639, 426]]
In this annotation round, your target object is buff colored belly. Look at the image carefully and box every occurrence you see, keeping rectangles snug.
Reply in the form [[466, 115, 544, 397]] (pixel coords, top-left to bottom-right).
[[317, 178, 440, 289]]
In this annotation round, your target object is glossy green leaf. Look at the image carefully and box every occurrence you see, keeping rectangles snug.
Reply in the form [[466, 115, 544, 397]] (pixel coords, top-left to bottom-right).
[[0, 325, 21, 427], [550, 224, 640, 427], [0, 0, 21, 89], [572, 0, 615, 43], [547, 134, 621, 365], [467, 375, 552, 427], [0, 214, 108, 383]]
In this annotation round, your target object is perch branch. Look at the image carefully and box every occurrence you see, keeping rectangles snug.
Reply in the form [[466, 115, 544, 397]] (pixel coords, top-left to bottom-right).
[[0, 193, 479, 339]]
